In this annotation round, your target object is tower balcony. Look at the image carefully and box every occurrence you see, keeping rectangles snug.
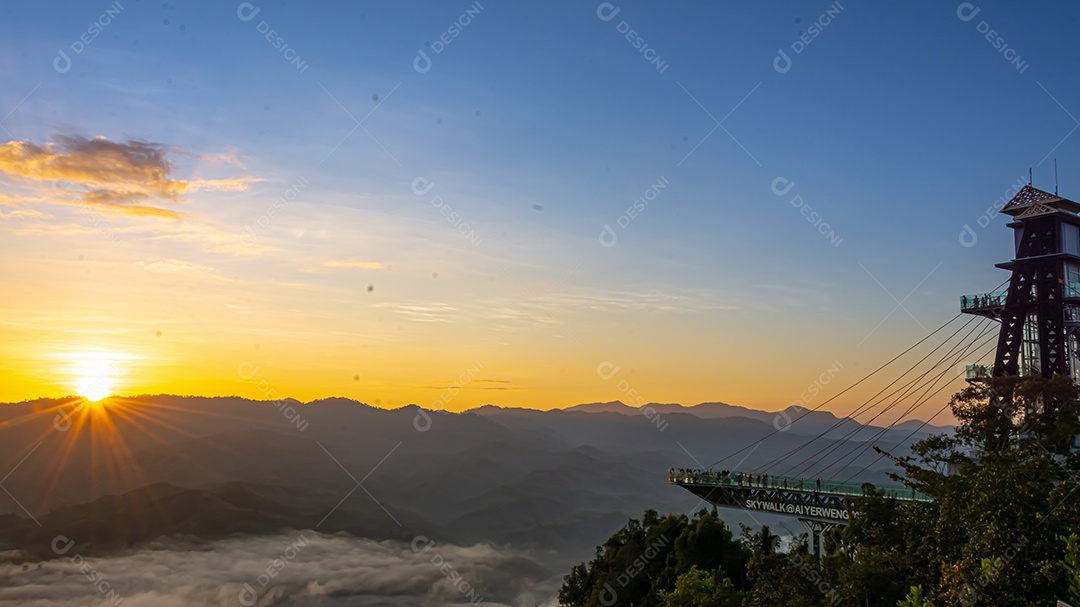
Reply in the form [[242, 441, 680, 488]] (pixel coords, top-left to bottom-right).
[[965, 364, 992, 381], [960, 291, 1006, 318]]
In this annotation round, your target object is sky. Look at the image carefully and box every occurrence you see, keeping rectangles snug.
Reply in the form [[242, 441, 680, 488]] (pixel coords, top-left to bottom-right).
[[1, 1, 1078, 420]]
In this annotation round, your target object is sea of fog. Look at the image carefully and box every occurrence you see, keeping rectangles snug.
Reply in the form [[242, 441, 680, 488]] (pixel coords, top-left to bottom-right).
[[0, 532, 561, 606]]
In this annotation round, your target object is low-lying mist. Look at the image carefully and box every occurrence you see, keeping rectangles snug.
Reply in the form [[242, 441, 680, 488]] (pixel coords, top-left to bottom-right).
[[0, 531, 559, 606]]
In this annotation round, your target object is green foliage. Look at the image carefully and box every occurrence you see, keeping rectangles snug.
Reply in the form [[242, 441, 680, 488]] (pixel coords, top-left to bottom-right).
[[658, 566, 740, 607], [1064, 534, 1080, 606], [897, 585, 933, 607]]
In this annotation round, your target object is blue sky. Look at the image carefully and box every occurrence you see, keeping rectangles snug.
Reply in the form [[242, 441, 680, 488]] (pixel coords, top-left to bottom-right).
[[1, 1, 1078, 416]]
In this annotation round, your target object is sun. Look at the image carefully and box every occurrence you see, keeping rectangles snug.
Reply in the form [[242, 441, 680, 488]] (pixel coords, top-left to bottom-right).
[[69, 352, 124, 402]]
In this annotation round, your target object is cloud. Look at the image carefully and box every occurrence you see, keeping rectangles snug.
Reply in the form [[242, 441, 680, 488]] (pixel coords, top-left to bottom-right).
[[322, 260, 389, 270], [188, 176, 265, 192], [0, 192, 48, 206], [134, 259, 216, 274], [0, 208, 48, 220], [0, 532, 558, 606], [0, 136, 257, 219], [197, 148, 247, 169]]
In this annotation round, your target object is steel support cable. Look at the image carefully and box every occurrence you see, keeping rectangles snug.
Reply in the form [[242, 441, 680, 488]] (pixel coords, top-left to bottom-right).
[[780, 318, 990, 479], [829, 328, 997, 479], [702, 311, 967, 470], [752, 314, 982, 476], [782, 317, 994, 479], [812, 321, 997, 477], [813, 324, 999, 481], [766, 315, 986, 476], [837, 337, 1000, 486], [738, 278, 1008, 475]]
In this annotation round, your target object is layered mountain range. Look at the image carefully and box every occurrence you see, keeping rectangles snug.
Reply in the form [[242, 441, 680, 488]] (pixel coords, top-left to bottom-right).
[[0, 395, 950, 604]]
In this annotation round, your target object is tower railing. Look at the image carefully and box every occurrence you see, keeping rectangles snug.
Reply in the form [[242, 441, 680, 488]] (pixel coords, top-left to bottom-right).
[[1066, 281, 1080, 299], [1066, 307, 1080, 323], [960, 291, 1007, 311]]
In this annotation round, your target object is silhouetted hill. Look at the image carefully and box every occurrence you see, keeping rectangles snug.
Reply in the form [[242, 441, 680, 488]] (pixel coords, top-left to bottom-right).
[[511, 399, 954, 440], [0, 478, 441, 562], [562, 400, 638, 414]]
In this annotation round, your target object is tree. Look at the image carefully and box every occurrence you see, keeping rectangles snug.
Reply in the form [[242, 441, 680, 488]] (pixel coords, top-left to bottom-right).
[[826, 487, 918, 606], [884, 375, 1080, 606], [742, 541, 836, 607], [558, 508, 748, 607], [658, 566, 740, 607]]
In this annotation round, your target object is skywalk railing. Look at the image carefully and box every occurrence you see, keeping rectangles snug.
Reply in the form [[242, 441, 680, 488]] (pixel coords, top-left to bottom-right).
[[669, 468, 933, 502]]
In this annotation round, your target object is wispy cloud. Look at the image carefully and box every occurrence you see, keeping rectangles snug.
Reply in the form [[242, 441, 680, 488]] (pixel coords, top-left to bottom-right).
[[196, 148, 247, 168], [322, 260, 389, 270], [0, 208, 48, 220], [134, 258, 217, 274], [188, 176, 264, 192]]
